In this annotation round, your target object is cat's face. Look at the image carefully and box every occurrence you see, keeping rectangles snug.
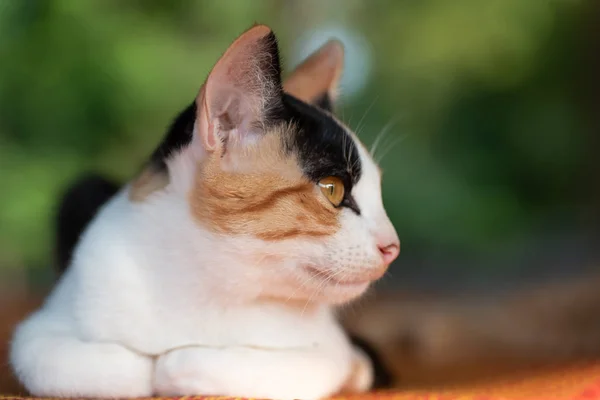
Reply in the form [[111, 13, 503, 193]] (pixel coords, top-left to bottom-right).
[[134, 26, 399, 305]]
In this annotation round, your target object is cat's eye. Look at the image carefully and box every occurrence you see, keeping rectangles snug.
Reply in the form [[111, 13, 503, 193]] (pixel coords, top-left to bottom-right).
[[318, 176, 345, 207]]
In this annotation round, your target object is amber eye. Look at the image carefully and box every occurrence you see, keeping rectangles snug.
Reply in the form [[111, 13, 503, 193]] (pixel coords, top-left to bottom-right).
[[318, 176, 345, 207]]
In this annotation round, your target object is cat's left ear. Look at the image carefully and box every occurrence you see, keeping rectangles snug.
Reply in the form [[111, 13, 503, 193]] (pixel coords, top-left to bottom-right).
[[283, 40, 344, 112]]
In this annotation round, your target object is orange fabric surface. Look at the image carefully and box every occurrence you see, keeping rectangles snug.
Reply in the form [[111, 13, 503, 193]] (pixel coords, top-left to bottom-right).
[[370, 363, 600, 399], [2, 363, 600, 400]]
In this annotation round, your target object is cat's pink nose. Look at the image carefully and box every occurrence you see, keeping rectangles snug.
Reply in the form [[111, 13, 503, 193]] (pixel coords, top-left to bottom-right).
[[378, 241, 400, 265]]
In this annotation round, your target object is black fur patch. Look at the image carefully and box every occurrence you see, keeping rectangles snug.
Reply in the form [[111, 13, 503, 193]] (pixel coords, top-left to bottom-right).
[[281, 94, 360, 184], [55, 174, 120, 273], [313, 93, 333, 112], [280, 93, 362, 213], [149, 102, 196, 172], [257, 31, 286, 121]]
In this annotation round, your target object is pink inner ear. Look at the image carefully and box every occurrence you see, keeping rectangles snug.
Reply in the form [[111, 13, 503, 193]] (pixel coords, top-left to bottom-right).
[[195, 86, 218, 152], [202, 103, 218, 151]]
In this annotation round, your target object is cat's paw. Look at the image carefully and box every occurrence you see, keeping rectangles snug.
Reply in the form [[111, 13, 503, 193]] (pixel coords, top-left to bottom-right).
[[153, 349, 221, 396]]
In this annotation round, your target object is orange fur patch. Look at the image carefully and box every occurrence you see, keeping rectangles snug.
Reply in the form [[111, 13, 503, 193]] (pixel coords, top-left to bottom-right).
[[190, 128, 340, 241]]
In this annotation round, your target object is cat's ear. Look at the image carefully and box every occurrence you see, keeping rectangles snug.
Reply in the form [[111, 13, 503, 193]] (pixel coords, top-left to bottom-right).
[[283, 40, 344, 112], [195, 25, 284, 153]]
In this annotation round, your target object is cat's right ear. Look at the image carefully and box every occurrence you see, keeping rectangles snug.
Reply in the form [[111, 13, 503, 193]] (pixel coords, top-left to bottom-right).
[[195, 25, 284, 154], [283, 40, 344, 112]]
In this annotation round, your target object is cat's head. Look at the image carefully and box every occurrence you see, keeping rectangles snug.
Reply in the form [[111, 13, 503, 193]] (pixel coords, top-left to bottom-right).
[[133, 25, 399, 305]]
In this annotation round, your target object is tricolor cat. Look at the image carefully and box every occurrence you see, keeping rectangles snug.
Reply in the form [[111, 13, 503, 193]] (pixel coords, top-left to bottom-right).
[[9, 25, 399, 399]]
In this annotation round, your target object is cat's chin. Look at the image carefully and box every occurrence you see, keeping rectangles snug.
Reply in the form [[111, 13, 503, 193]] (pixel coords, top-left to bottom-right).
[[320, 281, 371, 305], [299, 266, 373, 304]]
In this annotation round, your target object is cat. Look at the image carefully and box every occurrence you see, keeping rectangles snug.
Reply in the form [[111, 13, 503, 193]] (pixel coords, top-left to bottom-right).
[[9, 24, 400, 399], [45, 172, 600, 389]]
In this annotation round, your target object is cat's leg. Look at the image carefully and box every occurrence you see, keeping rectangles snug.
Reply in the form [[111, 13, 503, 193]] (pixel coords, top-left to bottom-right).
[[9, 311, 154, 397], [153, 345, 353, 400]]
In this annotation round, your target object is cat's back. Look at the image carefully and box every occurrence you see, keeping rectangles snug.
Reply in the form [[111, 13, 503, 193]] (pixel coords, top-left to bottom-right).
[[16, 187, 155, 339]]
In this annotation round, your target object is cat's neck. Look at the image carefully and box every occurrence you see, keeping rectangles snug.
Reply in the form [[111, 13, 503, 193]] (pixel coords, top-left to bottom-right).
[[83, 191, 256, 302], [72, 157, 309, 310]]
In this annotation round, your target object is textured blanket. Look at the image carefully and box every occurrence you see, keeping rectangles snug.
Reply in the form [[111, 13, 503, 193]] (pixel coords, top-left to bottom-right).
[[2, 363, 600, 400]]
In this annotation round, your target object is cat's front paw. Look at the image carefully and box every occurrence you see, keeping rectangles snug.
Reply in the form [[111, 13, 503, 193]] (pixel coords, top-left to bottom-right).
[[153, 348, 221, 396]]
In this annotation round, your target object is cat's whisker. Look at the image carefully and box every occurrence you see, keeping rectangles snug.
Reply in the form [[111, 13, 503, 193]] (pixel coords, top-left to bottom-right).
[[342, 130, 349, 166], [300, 266, 354, 317], [370, 116, 401, 159], [285, 267, 321, 304], [346, 139, 356, 173], [301, 273, 332, 317], [376, 131, 411, 164], [300, 263, 343, 316], [354, 96, 380, 136], [259, 257, 322, 303], [350, 147, 361, 171]]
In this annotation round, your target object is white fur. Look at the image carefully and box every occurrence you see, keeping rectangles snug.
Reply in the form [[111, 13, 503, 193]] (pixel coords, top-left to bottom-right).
[[10, 125, 397, 399]]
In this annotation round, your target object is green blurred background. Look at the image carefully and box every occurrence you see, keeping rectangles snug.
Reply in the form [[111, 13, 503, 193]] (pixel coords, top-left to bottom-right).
[[1, 0, 599, 290]]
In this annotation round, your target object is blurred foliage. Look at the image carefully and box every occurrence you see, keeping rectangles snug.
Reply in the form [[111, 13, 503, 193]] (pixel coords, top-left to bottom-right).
[[0, 0, 595, 276]]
